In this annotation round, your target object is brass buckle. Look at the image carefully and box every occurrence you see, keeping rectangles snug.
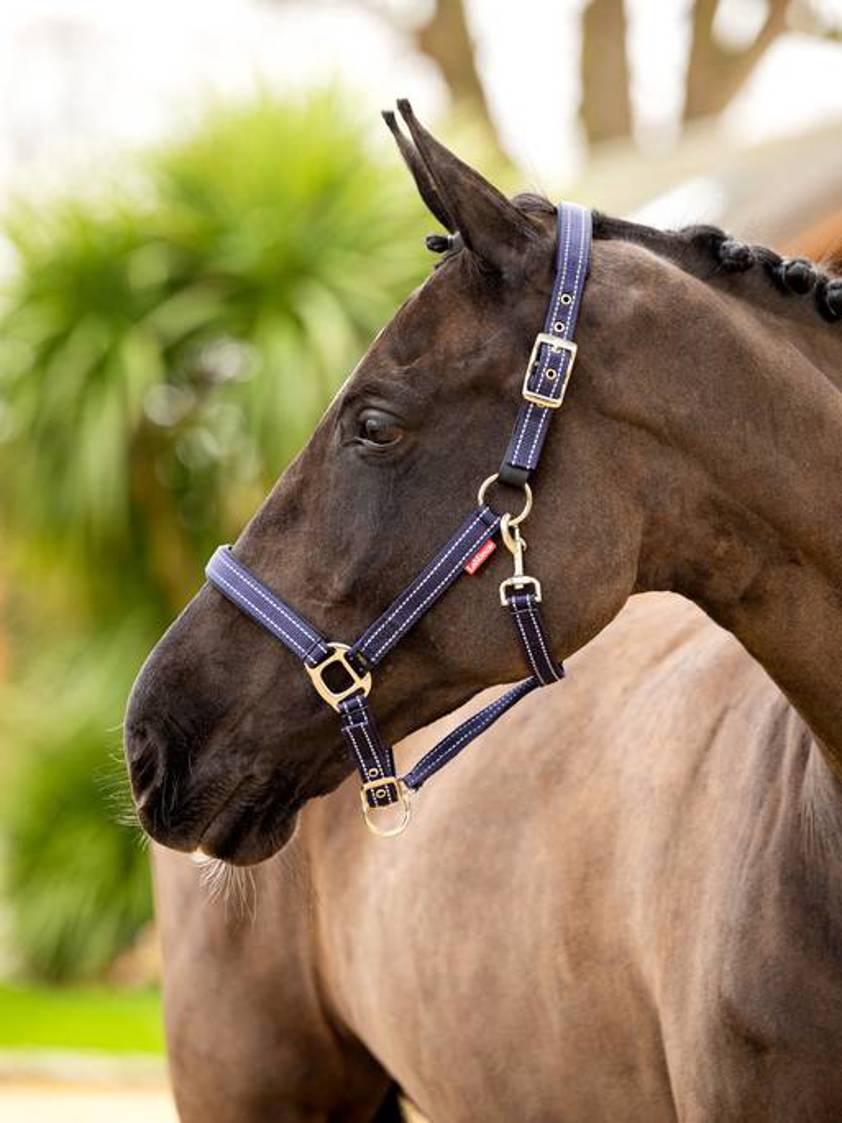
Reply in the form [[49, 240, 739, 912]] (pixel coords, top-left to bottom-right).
[[499, 575, 542, 606], [521, 333, 577, 409], [360, 778, 412, 837], [305, 643, 372, 713]]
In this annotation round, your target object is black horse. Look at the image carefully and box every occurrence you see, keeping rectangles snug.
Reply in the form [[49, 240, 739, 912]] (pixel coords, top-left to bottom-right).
[[128, 104, 842, 1121]]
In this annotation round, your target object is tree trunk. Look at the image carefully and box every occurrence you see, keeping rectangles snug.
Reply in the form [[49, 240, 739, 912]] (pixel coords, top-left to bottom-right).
[[683, 0, 790, 123], [413, 0, 510, 166], [580, 0, 634, 146], [415, 1, 486, 120]]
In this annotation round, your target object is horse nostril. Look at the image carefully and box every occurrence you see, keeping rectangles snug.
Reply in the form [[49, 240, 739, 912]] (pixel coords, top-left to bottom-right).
[[125, 725, 164, 803]]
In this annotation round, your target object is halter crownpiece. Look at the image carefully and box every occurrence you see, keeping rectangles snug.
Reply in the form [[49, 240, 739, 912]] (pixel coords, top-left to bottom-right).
[[205, 202, 592, 836]]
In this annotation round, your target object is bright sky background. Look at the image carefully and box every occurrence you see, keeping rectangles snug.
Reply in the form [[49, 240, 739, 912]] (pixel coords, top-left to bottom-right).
[[0, 0, 841, 196]]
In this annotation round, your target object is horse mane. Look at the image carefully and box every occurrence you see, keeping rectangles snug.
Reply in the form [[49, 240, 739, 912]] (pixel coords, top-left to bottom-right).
[[590, 209, 842, 325], [427, 192, 842, 325]]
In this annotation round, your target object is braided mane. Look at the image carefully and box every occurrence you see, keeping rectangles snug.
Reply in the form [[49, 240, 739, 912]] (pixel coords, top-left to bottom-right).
[[426, 193, 842, 325], [590, 210, 842, 325]]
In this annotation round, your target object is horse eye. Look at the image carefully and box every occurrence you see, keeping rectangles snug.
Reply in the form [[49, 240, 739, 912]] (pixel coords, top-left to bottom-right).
[[356, 409, 404, 449]]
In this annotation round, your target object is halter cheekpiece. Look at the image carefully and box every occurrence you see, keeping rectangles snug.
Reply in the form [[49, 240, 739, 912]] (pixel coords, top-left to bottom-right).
[[206, 203, 592, 836]]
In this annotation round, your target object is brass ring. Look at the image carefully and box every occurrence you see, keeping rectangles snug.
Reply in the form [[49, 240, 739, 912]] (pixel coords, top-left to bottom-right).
[[477, 474, 533, 527], [360, 779, 412, 838]]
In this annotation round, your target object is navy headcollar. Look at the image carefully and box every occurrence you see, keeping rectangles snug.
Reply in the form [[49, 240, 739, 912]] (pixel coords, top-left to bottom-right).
[[206, 203, 592, 835]]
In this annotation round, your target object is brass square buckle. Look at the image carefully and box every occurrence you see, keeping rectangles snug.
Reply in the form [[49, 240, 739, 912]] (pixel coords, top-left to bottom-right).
[[521, 333, 578, 409], [499, 575, 543, 606], [360, 777, 412, 837], [305, 643, 372, 712]]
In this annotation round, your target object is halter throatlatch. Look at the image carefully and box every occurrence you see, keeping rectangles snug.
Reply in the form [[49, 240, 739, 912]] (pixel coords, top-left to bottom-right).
[[205, 203, 592, 836]]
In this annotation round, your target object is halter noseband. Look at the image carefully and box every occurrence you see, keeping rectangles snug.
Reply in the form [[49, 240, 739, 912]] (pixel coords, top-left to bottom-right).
[[206, 203, 592, 836]]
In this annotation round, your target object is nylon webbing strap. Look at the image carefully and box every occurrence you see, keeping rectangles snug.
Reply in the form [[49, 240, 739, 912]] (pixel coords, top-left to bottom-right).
[[501, 203, 591, 479], [203, 200, 593, 828], [206, 546, 331, 666], [403, 676, 539, 791], [339, 693, 397, 806], [506, 591, 564, 686], [207, 507, 502, 676], [351, 506, 501, 668], [339, 676, 545, 805]]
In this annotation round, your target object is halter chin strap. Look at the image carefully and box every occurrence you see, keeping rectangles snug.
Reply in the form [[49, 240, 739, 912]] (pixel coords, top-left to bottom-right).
[[205, 202, 592, 836]]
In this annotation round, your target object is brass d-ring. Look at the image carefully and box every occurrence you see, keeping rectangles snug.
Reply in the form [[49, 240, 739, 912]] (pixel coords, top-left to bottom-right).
[[477, 474, 533, 527], [360, 779, 412, 838]]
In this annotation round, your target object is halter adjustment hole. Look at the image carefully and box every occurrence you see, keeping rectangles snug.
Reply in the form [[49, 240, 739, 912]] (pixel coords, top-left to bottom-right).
[[553, 321, 565, 332], [560, 293, 573, 305]]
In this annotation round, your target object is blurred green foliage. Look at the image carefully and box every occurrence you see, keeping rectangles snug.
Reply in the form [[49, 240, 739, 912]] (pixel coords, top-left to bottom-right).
[[0, 627, 152, 981], [1, 91, 428, 620], [0, 983, 164, 1053], [0, 92, 429, 981]]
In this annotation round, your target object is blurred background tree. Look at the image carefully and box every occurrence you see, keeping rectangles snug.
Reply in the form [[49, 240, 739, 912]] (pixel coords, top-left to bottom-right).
[[304, 0, 842, 153], [0, 91, 428, 981]]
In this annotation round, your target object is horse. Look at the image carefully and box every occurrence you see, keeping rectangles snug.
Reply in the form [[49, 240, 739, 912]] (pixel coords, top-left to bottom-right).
[[126, 102, 842, 1120]]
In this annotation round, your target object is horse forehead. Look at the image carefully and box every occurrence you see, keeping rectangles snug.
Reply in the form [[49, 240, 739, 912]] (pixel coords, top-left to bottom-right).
[[353, 300, 485, 391]]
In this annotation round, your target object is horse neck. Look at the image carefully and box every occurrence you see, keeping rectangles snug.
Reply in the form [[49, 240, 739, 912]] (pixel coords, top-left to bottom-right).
[[638, 292, 842, 777]]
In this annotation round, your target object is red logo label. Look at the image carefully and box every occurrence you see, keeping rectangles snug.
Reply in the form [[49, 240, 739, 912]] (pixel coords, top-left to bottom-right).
[[464, 539, 496, 575]]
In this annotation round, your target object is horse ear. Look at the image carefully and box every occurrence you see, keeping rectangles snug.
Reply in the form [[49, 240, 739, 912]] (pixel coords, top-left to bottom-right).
[[382, 110, 455, 234], [392, 99, 538, 270]]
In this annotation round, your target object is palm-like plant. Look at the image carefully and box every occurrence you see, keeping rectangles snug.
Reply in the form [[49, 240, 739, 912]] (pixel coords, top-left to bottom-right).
[[0, 92, 428, 619], [0, 92, 429, 980]]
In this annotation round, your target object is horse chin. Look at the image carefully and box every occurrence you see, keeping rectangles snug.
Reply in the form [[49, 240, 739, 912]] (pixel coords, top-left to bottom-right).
[[194, 790, 303, 866], [196, 800, 300, 867]]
